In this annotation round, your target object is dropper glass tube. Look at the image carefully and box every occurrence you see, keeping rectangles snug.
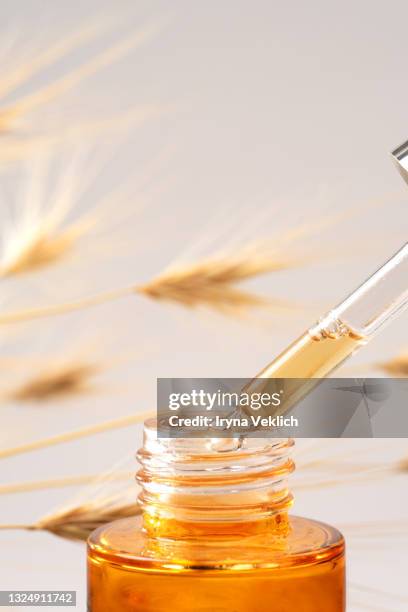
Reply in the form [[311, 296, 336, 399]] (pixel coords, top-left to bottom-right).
[[254, 240, 408, 382], [242, 240, 408, 418], [243, 139, 408, 409]]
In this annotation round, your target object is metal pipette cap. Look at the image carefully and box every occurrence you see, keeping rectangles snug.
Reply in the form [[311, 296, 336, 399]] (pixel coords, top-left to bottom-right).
[[391, 139, 408, 184]]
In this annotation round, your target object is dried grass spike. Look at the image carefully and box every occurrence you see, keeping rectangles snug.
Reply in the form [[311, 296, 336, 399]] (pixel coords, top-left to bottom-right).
[[34, 498, 139, 542], [138, 244, 301, 313], [0, 498, 139, 542], [1, 224, 85, 277], [396, 455, 408, 472], [8, 362, 102, 403], [377, 352, 408, 376]]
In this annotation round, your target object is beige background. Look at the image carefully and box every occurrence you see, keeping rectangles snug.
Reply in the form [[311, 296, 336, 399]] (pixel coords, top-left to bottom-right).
[[0, 1, 407, 610]]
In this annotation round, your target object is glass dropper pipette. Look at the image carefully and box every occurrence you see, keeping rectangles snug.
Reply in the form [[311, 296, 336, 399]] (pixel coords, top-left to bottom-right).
[[244, 140, 408, 410]]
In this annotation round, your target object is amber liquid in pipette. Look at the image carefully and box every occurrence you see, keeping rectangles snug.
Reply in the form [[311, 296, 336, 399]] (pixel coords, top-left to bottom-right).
[[244, 319, 367, 415], [259, 320, 365, 378]]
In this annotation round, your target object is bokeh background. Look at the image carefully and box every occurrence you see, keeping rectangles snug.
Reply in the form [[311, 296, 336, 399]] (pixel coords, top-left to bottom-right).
[[0, 1, 407, 610]]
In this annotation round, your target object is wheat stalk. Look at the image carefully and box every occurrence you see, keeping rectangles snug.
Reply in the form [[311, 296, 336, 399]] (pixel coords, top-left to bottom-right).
[[0, 472, 133, 495], [0, 286, 133, 324], [0, 410, 153, 460]]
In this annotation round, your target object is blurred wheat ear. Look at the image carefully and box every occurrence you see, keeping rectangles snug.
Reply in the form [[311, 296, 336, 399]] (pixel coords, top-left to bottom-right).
[[6, 361, 102, 403], [0, 499, 140, 542], [377, 353, 408, 376], [35, 497, 140, 542], [397, 456, 408, 471], [136, 216, 340, 314], [0, 222, 88, 277], [137, 245, 299, 313]]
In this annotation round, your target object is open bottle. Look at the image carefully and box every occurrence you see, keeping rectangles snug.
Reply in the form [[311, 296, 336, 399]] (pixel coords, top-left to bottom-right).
[[88, 426, 344, 612], [87, 140, 408, 612]]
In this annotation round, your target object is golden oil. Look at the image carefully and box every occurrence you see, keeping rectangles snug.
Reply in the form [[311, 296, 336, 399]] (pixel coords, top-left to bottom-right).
[[87, 427, 345, 611], [242, 317, 366, 418], [258, 318, 366, 379]]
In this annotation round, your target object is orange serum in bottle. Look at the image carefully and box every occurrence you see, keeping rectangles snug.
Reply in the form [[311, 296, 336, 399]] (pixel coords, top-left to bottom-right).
[[88, 421, 345, 611]]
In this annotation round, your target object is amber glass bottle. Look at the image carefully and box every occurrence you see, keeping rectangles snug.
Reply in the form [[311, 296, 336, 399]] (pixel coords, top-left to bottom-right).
[[87, 421, 345, 611]]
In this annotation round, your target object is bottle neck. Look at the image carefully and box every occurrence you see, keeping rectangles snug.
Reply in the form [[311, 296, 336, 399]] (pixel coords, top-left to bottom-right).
[[136, 420, 294, 539]]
